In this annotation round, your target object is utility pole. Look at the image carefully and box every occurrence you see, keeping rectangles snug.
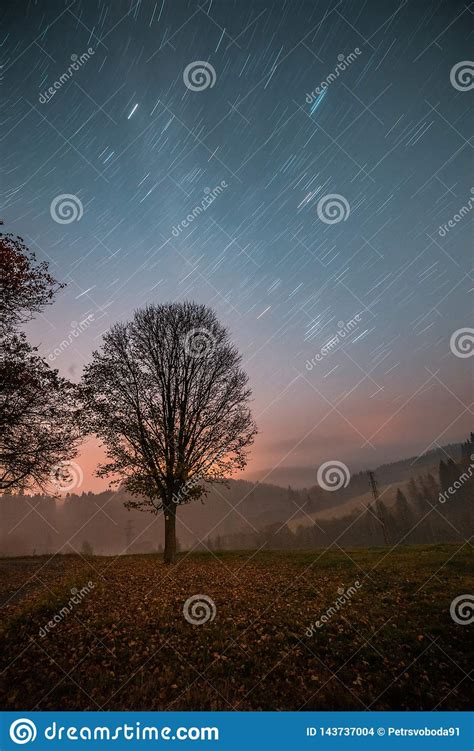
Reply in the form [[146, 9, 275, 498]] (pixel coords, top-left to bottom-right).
[[368, 470, 389, 545]]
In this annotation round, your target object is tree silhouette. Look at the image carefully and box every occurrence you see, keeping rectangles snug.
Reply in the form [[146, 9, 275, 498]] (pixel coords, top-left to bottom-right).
[[394, 488, 412, 542], [81, 302, 257, 563], [1, 333, 78, 491], [0, 229, 78, 493], [0, 230, 64, 336]]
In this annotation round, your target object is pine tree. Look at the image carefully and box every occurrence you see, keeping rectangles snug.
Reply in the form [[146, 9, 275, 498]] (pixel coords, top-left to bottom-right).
[[394, 488, 412, 542]]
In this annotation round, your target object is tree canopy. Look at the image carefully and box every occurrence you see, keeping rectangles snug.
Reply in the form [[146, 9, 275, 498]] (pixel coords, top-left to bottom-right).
[[81, 301, 257, 562], [0, 230, 64, 336], [0, 229, 78, 493]]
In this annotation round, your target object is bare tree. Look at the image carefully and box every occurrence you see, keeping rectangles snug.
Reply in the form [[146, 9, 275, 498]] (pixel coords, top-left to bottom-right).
[[81, 302, 257, 563]]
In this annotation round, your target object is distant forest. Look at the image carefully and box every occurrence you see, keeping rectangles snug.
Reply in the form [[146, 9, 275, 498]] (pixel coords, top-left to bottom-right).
[[1, 436, 472, 557], [221, 434, 474, 551]]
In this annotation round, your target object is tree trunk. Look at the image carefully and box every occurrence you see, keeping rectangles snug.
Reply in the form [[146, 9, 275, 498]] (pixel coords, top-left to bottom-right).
[[163, 503, 177, 564]]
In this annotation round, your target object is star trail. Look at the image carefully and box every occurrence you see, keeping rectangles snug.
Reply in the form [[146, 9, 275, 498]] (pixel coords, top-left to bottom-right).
[[2, 0, 472, 489]]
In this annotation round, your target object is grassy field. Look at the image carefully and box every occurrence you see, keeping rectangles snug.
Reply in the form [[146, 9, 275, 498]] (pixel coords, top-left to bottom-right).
[[0, 544, 472, 711]]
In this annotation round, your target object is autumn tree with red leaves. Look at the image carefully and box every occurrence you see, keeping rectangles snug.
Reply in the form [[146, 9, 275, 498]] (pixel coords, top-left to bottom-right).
[[0, 228, 79, 492]]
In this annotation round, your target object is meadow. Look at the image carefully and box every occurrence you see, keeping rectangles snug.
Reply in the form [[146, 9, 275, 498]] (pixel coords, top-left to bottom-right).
[[0, 544, 472, 711]]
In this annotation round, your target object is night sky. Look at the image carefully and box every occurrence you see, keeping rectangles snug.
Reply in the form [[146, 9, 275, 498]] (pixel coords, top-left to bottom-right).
[[2, 0, 473, 490]]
